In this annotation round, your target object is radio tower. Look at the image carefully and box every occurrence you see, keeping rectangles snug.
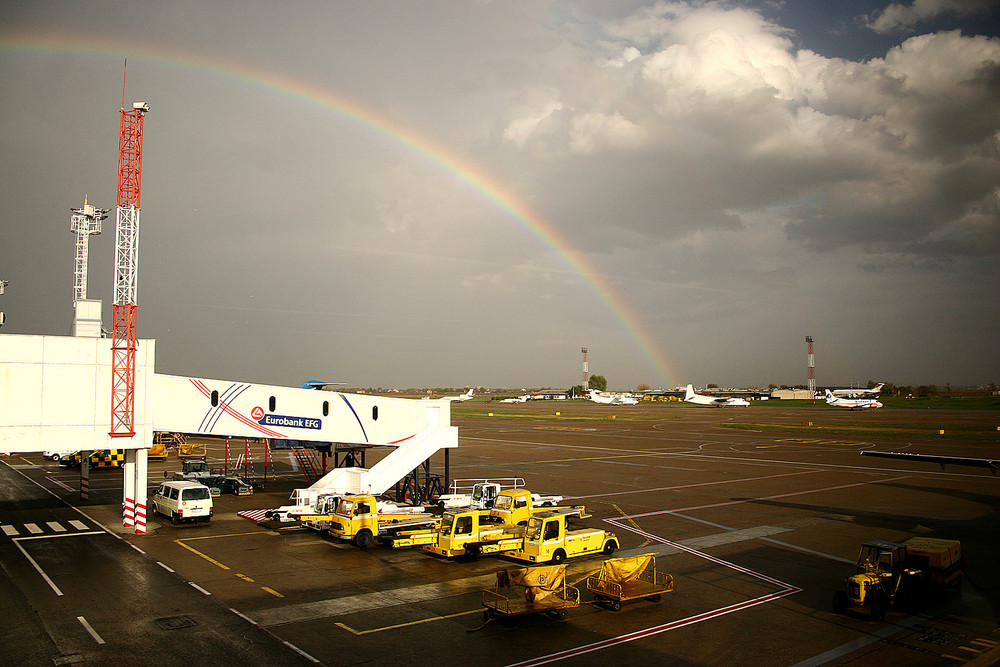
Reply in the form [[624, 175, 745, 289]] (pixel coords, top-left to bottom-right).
[[805, 336, 816, 401], [581, 347, 589, 387], [110, 63, 149, 438], [70, 196, 109, 304]]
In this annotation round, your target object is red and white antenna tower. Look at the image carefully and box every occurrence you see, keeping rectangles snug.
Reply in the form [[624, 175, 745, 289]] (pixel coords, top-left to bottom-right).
[[805, 336, 816, 401], [581, 347, 589, 386], [110, 62, 149, 438]]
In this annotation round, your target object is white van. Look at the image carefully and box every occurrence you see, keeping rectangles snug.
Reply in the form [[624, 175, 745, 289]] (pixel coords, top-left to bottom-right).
[[151, 481, 214, 524]]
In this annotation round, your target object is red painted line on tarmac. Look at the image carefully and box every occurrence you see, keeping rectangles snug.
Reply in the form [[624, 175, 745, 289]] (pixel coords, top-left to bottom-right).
[[507, 509, 806, 666], [509, 588, 798, 667]]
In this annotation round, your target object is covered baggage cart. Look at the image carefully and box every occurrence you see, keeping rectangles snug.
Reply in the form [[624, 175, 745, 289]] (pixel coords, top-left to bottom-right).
[[482, 564, 580, 621], [587, 553, 673, 611]]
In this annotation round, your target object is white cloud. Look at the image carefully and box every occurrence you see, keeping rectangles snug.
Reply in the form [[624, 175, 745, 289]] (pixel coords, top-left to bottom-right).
[[866, 0, 997, 34]]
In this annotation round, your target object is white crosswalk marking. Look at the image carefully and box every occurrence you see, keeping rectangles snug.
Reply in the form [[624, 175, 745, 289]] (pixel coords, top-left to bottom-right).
[[25, 523, 42, 534], [1, 525, 18, 537], [47, 521, 67, 532], [69, 520, 88, 530]]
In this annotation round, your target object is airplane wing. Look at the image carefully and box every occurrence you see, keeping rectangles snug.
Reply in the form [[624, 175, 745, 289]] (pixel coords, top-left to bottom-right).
[[861, 450, 999, 475]]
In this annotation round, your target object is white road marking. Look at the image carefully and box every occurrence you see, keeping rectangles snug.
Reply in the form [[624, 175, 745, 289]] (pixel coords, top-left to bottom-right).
[[25, 523, 42, 534], [1, 525, 18, 536], [77, 616, 105, 645], [46, 521, 66, 532]]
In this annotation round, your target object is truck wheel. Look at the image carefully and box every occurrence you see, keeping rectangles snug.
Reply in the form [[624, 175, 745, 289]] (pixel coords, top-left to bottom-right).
[[355, 530, 374, 549], [603, 540, 618, 555], [465, 544, 482, 560], [551, 549, 567, 565], [610, 600, 622, 612], [832, 590, 848, 614], [171, 512, 180, 525]]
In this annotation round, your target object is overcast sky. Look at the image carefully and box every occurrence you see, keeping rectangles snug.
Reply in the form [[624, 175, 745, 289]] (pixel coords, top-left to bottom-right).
[[1, 1, 998, 391]]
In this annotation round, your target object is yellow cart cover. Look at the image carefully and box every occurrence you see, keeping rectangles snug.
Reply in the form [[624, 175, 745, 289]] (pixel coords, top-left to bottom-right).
[[600, 554, 655, 584], [497, 565, 566, 602]]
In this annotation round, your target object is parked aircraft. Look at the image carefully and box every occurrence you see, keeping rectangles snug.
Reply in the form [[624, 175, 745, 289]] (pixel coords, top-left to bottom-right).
[[683, 384, 750, 407], [588, 389, 639, 405], [830, 383, 884, 398], [500, 395, 528, 403], [824, 389, 882, 410], [446, 389, 474, 402]]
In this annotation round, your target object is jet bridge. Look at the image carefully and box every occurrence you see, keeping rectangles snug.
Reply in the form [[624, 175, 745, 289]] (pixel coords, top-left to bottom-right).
[[0, 333, 458, 532]]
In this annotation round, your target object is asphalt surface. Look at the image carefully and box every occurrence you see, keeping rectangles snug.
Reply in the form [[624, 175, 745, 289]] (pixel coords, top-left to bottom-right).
[[2, 401, 999, 666]]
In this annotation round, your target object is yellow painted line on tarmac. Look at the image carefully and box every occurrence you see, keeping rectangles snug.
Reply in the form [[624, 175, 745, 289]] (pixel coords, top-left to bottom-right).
[[176, 532, 286, 597], [174, 539, 230, 570], [535, 451, 671, 465], [613, 503, 651, 548], [335, 609, 481, 635]]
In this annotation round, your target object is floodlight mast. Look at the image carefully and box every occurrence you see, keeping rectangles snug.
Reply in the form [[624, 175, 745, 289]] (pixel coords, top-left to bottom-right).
[[110, 61, 149, 438], [70, 196, 109, 304]]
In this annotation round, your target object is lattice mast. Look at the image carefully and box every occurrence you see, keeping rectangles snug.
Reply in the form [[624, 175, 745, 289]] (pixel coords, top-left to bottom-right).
[[110, 62, 149, 438], [70, 196, 109, 304], [805, 336, 816, 402], [581, 347, 589, 386]]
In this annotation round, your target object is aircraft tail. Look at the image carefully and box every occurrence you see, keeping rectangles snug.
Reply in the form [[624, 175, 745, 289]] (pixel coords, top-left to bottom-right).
[[684, 384, 696, 401]]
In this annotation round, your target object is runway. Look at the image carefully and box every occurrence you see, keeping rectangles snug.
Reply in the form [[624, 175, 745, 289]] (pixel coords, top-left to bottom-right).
[[2, 401, 998, 665]]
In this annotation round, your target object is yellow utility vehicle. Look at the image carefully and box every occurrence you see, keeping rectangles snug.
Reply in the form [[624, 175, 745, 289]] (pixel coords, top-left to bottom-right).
[[833, 537, 963, 620], [313, 494, 439, 548], [507, 507, 618, 564], [387, 488, 581, 557]]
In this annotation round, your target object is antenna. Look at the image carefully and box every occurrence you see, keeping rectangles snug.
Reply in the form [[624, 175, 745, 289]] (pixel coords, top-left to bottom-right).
[[121, 58, 126, 110]]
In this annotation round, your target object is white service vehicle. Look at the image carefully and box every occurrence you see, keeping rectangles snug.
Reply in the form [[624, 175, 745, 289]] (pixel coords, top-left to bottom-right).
[[151, 480, 214, 525]]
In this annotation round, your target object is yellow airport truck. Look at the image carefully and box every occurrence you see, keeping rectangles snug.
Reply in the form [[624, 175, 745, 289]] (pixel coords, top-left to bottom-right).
[[306, 494, 440, 549], [386, 488, 580, 558], [506, 508, 618, 564], [832, 537, 964, 620]]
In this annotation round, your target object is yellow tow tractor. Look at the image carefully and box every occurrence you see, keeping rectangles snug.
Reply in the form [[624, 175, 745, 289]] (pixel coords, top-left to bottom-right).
[[301, 494, 440, 549], [506, 507, 618, 564], [833, 537, 964, 620]]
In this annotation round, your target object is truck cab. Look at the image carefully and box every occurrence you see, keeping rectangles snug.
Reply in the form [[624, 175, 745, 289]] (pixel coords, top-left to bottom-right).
[[507, 509, 618, 564], [327, 494, 437, 549]]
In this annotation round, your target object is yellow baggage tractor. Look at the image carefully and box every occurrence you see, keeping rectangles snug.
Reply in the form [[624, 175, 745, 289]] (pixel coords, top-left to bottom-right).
[[587, 553, 674, 611], [482, 564, 580, 621]]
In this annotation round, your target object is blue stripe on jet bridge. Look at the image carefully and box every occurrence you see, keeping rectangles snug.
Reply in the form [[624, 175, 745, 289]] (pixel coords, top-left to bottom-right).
[[339, 395, 368, 443]]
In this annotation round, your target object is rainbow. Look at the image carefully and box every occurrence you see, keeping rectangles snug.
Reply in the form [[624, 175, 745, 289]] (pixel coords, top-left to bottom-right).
[[2, 32, 678, 387]]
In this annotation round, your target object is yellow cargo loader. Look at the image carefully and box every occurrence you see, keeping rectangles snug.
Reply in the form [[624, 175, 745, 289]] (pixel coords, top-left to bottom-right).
[[302, 494, 439, 549], [386, 488, 584, 558], [833, 536, 964, 620]]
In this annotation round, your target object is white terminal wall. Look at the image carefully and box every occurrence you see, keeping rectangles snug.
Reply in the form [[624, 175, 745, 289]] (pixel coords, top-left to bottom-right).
[[0, 333, 154, 452]]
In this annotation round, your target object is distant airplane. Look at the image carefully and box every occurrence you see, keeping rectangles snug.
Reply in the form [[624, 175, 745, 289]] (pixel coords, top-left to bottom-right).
[[588, 389, 638, 405], [830, 383, 884, 398], [683, 384, 750, 407], [445, 389, 474, 402], [300, 381, 346, 390], [861, 450, 998, 475], [824, 389, 882, 410], [499, 395, 528, 403]]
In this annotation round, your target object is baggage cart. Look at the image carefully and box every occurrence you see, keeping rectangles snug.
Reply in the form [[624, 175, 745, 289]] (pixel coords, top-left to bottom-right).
[[587, 554, 673, 611]]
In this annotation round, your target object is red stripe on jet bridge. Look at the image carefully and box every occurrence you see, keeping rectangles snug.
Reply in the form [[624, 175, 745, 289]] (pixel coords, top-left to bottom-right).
[[189, 379, 286, 438]]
